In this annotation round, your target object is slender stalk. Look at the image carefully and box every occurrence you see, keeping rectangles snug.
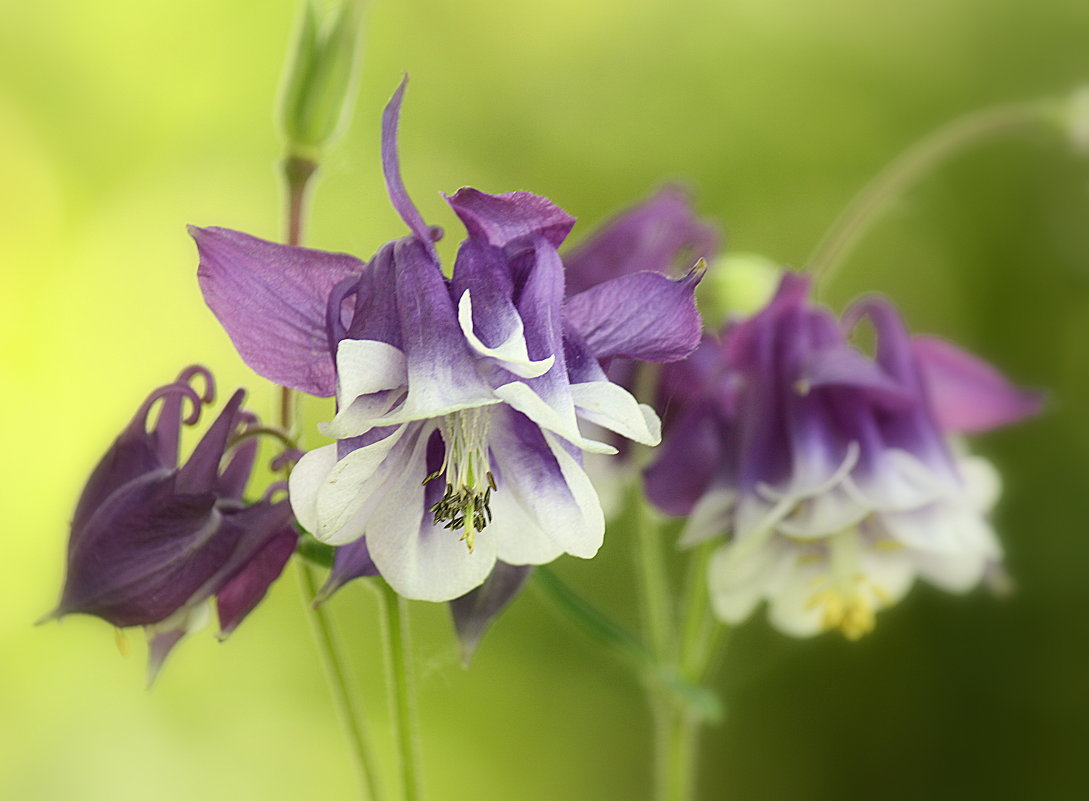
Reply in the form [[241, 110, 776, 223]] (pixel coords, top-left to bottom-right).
[[297, 562, 383, 801], [652, 696, 700, 801], [281, 151, 383, 799], [377, 581, 423, 801], [632, 481, 675, 664], [806, 100, 1050, 286], [280, 154, 318, 432]]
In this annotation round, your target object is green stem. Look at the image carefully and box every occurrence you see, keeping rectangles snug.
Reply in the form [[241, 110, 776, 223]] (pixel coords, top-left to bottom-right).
[[377, 581, 423, 801], [632, 487, 675, 663], [297, 562, 384, 801], [806, 100, 1052, 286], [649, 693, 700, 801]]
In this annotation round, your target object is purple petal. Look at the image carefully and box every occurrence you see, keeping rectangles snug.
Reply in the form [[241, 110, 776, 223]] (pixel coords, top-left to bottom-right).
[[152, 366, 215, 467], [376, 237, 494, 422], [449, 562, 531, 664], [146, 627, 188, 687], [487, 407, 605, 562], [192, 226, 364, 397], [800, 344, 915, 411], [316, 537, 380, 604], [447, 188, 576, 249], [343, 242, 403, 347], [216, 526, 297, 637], [175, 389, 245, 495], [843, 297, 955, 475], [911, 336, 1044, 433], [215, 437, 259, 500], [644, 400, 728, 516], [381, 77, 439, 250], [450, 239, 519, 349], [563, 185, 720, 294], [564, 267, 704, 363], [58, 476, 232, 627]]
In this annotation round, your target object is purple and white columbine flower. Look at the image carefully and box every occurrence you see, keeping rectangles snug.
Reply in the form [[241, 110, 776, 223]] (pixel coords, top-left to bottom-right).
[[646, 273, 1041, 639], [49, 367, 297, 681], [191, 79, 703, 602]]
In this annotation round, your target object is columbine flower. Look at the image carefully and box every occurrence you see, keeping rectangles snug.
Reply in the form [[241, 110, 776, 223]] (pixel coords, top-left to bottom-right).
[[646, 273, 1041, 639], [47, 367, 297, 681], [191, 78, 704, 603]]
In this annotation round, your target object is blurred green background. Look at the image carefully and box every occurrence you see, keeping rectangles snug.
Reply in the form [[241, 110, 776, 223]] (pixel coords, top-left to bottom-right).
[[3, 0, 1088, 799]]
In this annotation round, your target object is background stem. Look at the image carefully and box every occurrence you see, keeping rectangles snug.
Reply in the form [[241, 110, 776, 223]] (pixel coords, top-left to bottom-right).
[[297, 562, 384, 801], [377, 581, 423, 801], [806, 101, 1050, 286]]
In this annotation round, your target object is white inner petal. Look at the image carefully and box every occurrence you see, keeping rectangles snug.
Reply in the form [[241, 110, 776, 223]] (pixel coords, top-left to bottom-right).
[[569, 380, 662, 446], [458, 290, 555, 379]]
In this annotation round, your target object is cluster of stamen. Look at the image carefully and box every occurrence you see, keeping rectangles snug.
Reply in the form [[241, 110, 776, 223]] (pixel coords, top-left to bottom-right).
[[422, 409, 495, 553], [803, 528, 891, 641]]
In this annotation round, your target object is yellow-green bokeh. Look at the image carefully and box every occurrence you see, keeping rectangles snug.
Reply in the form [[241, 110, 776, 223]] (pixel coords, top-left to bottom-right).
[[3, 1, 1089, 799]]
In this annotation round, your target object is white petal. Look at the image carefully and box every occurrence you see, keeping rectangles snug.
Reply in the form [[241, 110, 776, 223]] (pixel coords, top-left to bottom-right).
[[570, 381, 662, 446], [678, 487, 736, 548], [313, 425, 414, 545], [957, 453, 1002, 511], [775, 485, 868, 540], [365, 428, 499, 601], [489, 488, 567, 565], [336, 339, 407, 406], [320, 389, 405, 439], [457, 290, 555, 379], [288, 443, 339, 535], [845, 448, 947, 512], [708, 540, 775, 625], [493, 381, 616, 455]]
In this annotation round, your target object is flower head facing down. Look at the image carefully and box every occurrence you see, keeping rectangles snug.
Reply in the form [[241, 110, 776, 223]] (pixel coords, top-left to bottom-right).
[[646, 273, 1041, 639], [192, 78, 705, 603], [50, 367, 297, 681]]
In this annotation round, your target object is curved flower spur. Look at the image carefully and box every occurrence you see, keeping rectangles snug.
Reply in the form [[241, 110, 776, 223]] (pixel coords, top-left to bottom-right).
[[46, 367, 298, 682], [191, 78, 705, 602], [646, 273, 1042, 639]]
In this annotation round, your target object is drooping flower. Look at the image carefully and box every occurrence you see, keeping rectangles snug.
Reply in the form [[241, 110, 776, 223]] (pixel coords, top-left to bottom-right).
[[191, 78, 705, 603], [48, 367, 297, 681], [646, 273, 1042, 639]]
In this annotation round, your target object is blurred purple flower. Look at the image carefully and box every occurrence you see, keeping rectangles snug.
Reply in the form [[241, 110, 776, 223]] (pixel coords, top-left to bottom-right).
[[49, 367, 297, 682], [191, 78, 704, 604], [646, 273, 1042, 639]]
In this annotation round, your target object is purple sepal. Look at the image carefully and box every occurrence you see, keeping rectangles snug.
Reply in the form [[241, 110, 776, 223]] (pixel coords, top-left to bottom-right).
[[447, 187, 576, 249], [146, 627, 188, 687], [382, 76, 441, 251], [449, 562, 532, 664], [216, 527, 298, 637], [565, 266, 704, 363], [192, 226, 364, 397], [562, 185, 720, 294], [315, 537, 380, 605], [911, 335, 1044, 433]]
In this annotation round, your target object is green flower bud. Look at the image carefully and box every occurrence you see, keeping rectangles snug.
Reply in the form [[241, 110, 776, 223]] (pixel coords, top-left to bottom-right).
[[696, 252, 781, 329], [279, 0, 365, 159]]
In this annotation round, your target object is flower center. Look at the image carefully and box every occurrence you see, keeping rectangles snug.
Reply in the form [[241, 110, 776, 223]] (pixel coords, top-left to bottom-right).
[[804, 529, 890, 640], [424, 408, 494, 553]]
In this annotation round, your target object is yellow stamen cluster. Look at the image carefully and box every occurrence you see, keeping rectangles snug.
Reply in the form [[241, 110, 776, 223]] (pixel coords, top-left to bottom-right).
[[803, 529, 892, 640]]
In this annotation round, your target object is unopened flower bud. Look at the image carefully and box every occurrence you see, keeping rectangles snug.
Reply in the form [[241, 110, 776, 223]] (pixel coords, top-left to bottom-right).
[[695, 251, 780, 328], [279, 0, 365, 158]]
